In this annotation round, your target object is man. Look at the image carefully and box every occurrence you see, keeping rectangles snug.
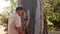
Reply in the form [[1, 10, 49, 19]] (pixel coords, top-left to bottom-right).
[[8, 7, 24, 34]]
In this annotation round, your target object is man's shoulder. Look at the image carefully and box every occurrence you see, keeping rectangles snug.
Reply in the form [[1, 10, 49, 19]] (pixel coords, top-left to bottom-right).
[[10, 13, 17, 17]]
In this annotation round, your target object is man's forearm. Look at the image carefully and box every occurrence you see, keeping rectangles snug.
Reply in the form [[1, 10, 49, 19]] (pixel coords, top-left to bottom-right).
[[17, 27, 24, 34]]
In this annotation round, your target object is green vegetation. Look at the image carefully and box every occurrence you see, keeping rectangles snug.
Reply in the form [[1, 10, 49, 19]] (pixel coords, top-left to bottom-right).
[[0, 11, 9, 25], [44, 0, 60, 31], [0, 0, 16, 25]]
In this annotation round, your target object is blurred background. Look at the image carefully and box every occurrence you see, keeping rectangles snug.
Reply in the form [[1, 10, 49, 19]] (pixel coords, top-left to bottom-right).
[[0, 0, 60, 34]]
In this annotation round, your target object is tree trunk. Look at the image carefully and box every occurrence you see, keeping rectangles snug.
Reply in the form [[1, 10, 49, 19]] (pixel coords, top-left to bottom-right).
[[17, 0, 48, 34], [39, 0, 48, 34]]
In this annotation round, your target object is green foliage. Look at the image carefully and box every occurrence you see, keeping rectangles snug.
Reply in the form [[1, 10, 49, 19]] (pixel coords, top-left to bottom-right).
[[0, 0, 17, 25], [10, 0, 17, 13], [44, 0, 60, 31], [0, 11, 9, 24]]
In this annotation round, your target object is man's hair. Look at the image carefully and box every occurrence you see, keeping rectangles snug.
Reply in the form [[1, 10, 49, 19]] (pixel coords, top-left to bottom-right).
[[16, 7, 23, 12]]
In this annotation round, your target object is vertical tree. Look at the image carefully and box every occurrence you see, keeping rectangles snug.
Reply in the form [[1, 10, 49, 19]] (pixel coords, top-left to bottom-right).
[[17, 0, 48, 34]]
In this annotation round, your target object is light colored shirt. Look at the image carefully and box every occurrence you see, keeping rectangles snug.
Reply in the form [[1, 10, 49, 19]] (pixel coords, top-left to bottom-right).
[[8, 13, 21, 34]]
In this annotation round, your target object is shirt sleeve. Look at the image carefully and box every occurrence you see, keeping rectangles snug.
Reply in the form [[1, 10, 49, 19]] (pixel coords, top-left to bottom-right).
[[8, 14, 15, 24], [15, 16, 21, 28]]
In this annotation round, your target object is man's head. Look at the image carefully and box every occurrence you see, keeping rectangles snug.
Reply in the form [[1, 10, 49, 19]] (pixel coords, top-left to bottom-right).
[[16, 7, 24, 16]]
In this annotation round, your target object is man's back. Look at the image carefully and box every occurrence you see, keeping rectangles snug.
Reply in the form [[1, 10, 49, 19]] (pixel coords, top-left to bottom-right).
[[8, 13, 21, 34]]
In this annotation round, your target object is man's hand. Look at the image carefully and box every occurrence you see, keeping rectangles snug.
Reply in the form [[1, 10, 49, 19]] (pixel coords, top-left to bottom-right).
[[17, 27, 24, 34]]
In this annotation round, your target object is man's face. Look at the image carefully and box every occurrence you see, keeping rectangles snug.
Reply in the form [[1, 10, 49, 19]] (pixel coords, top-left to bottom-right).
[[17, 10, 24, 16]]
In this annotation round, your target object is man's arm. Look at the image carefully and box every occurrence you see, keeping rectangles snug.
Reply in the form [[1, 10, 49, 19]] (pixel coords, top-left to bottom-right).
[[15, 16, 24, 34], [17, 27, 24, 34]]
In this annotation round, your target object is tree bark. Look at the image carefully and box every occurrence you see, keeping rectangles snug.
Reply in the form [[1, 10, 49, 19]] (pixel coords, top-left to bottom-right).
[[39, 0, 48, 34], [17, 0, 48, 34]]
